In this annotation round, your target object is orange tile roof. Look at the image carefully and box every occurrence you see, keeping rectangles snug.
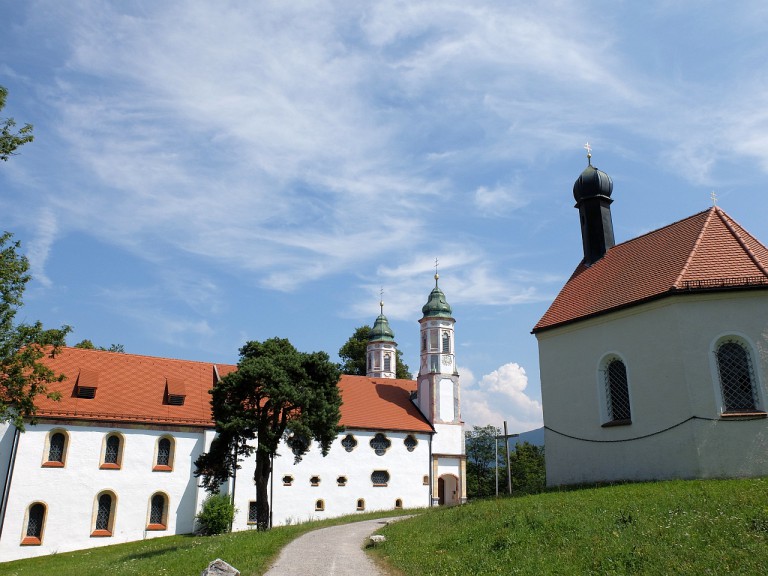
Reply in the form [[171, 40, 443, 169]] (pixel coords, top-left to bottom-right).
[[534, 207, 768, 332], [33, 347, 431, 432], [338, 375, 433, 433]]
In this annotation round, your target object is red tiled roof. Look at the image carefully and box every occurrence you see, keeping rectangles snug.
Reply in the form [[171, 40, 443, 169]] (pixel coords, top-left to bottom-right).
[[534, 207, 768, 332], [338, 375, 432, 433], [33, 347, 431, 432]]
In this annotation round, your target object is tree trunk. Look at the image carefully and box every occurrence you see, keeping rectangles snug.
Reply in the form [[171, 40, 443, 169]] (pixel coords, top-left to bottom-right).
[[254, 447, 272, 530]]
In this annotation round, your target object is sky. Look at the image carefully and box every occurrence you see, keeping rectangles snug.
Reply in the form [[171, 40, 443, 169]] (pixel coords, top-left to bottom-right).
[[2, 1, 768, 434]]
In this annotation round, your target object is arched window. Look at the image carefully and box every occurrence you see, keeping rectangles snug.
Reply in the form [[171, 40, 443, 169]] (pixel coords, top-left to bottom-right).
[[384, 353, 392, 373], [395, 498, 403, 509], [716, 338, 760, 413], [147, 493, 168, 530], [92, 492, 116, 536], [603, 357, 631, 424], [100, 433, 123, 469], [43, 430, 68, 467], [315, 499, 325, 511], [21, 503, 46, 545], [356, 498, 365, 511], [154, 436, 174, 471], [442, 332, 450, 354]]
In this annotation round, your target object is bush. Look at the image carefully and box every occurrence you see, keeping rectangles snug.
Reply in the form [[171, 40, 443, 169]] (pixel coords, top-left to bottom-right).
[[195, 493, 237, 535]]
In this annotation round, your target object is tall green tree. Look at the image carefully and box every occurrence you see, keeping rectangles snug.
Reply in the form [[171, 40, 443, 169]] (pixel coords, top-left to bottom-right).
[[338, 325, 411, 379], [1, 232, 70, 429], [1, 86, 34, 161], [465, 424, 504, 499], [509, 441, 546, 495], [195, 337, 342, 530]]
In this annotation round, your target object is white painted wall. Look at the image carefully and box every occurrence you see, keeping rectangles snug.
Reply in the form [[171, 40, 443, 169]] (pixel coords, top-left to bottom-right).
[[229, 429, 432, 529], [538, 292, 768, 486], [0, 421, 209, 562]]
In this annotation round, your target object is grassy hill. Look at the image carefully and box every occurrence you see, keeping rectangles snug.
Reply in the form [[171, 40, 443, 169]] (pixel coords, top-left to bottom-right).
[[373, 477, 768, 575], [4, 478, 768, 575]]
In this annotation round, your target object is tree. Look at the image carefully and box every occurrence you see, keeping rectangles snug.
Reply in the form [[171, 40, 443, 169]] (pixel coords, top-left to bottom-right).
[[509, 441, 546, 495], [73, 339, 125, 353], [1, 86, 34, 161], [1, 232, 70, 429], [465, 424, 504, 499], [195, 337, 342, 530], [338, 325, 411, 379]]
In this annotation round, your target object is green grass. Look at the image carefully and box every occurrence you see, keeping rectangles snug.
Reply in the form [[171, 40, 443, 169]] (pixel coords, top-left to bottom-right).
[[8, 479, 768, 575], [372, 478, 768, 575], [1, 508, 412, 576]]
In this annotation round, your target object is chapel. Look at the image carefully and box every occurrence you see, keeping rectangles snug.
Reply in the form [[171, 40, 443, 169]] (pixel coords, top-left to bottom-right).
[[534, 152, 768, 486]]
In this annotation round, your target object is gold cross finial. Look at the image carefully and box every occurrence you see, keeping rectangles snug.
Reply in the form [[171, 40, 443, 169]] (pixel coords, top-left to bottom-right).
[[711, 190, 717, 206], [380, 287, 384, 312], [584, 142, 592, 165], [434, 258, 440, 283]]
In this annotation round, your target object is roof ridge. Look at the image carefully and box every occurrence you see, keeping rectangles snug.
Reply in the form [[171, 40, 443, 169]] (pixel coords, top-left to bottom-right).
[[610, 207, 712, 251], [714, 207, 768, 278], [672, 207, 716, 288], [64, 346, 236, 367]]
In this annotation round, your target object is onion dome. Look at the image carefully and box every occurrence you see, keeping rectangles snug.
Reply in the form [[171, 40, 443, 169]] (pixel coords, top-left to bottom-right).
[[370, 301, 395, 342], [422, 274, 453, 318], [573, 162, 613, 202]]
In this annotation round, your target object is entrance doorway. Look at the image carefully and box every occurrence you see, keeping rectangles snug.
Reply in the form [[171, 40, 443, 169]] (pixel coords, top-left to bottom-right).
[[437, 474, 459, 505]]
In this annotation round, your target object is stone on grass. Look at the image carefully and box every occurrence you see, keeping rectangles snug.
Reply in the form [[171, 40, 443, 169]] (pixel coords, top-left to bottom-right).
[[369, 534, 386, 545], [201, 558, 240, 576]]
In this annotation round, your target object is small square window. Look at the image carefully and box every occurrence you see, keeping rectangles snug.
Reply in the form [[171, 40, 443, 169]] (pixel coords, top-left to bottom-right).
[[310, 475, 321, 487], [282, 475, 294, 486], [337, 475, 347, 486], [356, 498, 365, 511], [315, 499, 325, 511]]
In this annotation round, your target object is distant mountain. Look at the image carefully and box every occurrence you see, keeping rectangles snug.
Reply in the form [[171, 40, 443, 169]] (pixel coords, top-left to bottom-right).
[[514, 426, 544, 447]]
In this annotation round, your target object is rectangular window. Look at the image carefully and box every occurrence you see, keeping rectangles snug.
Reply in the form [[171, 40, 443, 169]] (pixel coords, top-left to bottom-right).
[[429, 330, 439, 352], [248, 501, 258, 524]]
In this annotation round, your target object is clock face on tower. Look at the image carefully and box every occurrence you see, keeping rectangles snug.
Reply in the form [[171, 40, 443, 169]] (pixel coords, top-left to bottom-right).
[[442, 355, 452, 366]]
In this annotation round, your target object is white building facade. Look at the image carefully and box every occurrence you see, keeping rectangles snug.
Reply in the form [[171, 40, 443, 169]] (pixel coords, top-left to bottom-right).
[[0, 280, 466, 562]]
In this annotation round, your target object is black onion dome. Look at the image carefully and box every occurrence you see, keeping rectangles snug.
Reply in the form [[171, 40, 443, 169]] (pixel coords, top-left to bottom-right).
[[573, 164, 613, 202]]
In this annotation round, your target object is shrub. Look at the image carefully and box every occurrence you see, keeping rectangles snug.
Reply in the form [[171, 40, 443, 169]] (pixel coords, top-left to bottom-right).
[[195, 493, 237, 535]]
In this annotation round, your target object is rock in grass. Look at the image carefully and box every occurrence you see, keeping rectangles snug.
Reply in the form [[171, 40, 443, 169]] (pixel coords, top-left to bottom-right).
[[369, 534, 386, 545], [201, 558, 240, 576]]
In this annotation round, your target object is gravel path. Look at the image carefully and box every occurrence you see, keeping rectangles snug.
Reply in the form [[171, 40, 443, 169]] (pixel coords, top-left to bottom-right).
[[262, 518, 400, 576]]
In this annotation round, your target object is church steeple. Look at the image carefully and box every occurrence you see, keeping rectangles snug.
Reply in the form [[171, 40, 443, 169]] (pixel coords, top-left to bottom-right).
[[573, 144, 615, 266], [366, 299, 397, 379]]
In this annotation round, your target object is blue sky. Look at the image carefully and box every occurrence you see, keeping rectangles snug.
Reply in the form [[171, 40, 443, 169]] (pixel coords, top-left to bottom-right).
[[2, 1, 768, 433]]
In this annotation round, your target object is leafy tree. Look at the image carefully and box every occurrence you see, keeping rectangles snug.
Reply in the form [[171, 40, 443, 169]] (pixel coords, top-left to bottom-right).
[[1, 86, 34, 161], [1, 232, 70, 429], [465, 424, 505, 499], [509, 441, 546, 495], [195, 337, 342, 530], [338, 325, 411, 379], [73, 339, 125, 353]]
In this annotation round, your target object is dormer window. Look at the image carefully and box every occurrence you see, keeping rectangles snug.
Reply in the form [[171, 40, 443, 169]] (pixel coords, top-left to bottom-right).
[[75, 369, 99, 399], [164, 378, 186, 406]]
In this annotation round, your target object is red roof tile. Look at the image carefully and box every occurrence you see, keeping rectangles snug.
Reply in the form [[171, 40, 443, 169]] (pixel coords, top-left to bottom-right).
[[33, 347, 431, 432], [534, 207, 768, 332]]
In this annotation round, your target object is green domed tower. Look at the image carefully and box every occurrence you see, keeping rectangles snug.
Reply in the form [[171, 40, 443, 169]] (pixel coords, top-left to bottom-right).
[[366, 300, 398, 379]]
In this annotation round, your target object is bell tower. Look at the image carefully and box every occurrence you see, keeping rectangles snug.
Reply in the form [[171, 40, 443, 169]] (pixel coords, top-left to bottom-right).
[[416, 272, 466, 505], [366, 299, 397, 379]]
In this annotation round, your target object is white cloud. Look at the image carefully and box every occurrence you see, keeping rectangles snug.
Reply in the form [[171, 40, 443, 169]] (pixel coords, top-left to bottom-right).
[[461, 362, 542, 431]]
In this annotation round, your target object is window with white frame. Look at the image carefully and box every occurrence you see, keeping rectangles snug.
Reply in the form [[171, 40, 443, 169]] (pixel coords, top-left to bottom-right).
[[384, 353, 392, 373], [442, 332, 450, 354], [715, 337, 761, 413], [602, 357, 631, 424]]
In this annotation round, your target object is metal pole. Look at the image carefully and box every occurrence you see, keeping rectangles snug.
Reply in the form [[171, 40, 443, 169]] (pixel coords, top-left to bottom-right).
[[494, 432, 499, 497], [504, 421, 512, 496]]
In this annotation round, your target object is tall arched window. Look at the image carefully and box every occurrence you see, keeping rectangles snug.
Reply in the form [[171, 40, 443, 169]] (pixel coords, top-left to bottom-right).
[[92, 492, 116, 536], [154, 436, 174, 471], [442, 332, 450, 354], [101, 433, 123, 469], [147, 493, 168, 530], [603, 357, 631, 424], [43, 430, 68, 467], [383, 353, 392, 372], [716, 338, 760, 413], [21, 503, 46, 545]]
